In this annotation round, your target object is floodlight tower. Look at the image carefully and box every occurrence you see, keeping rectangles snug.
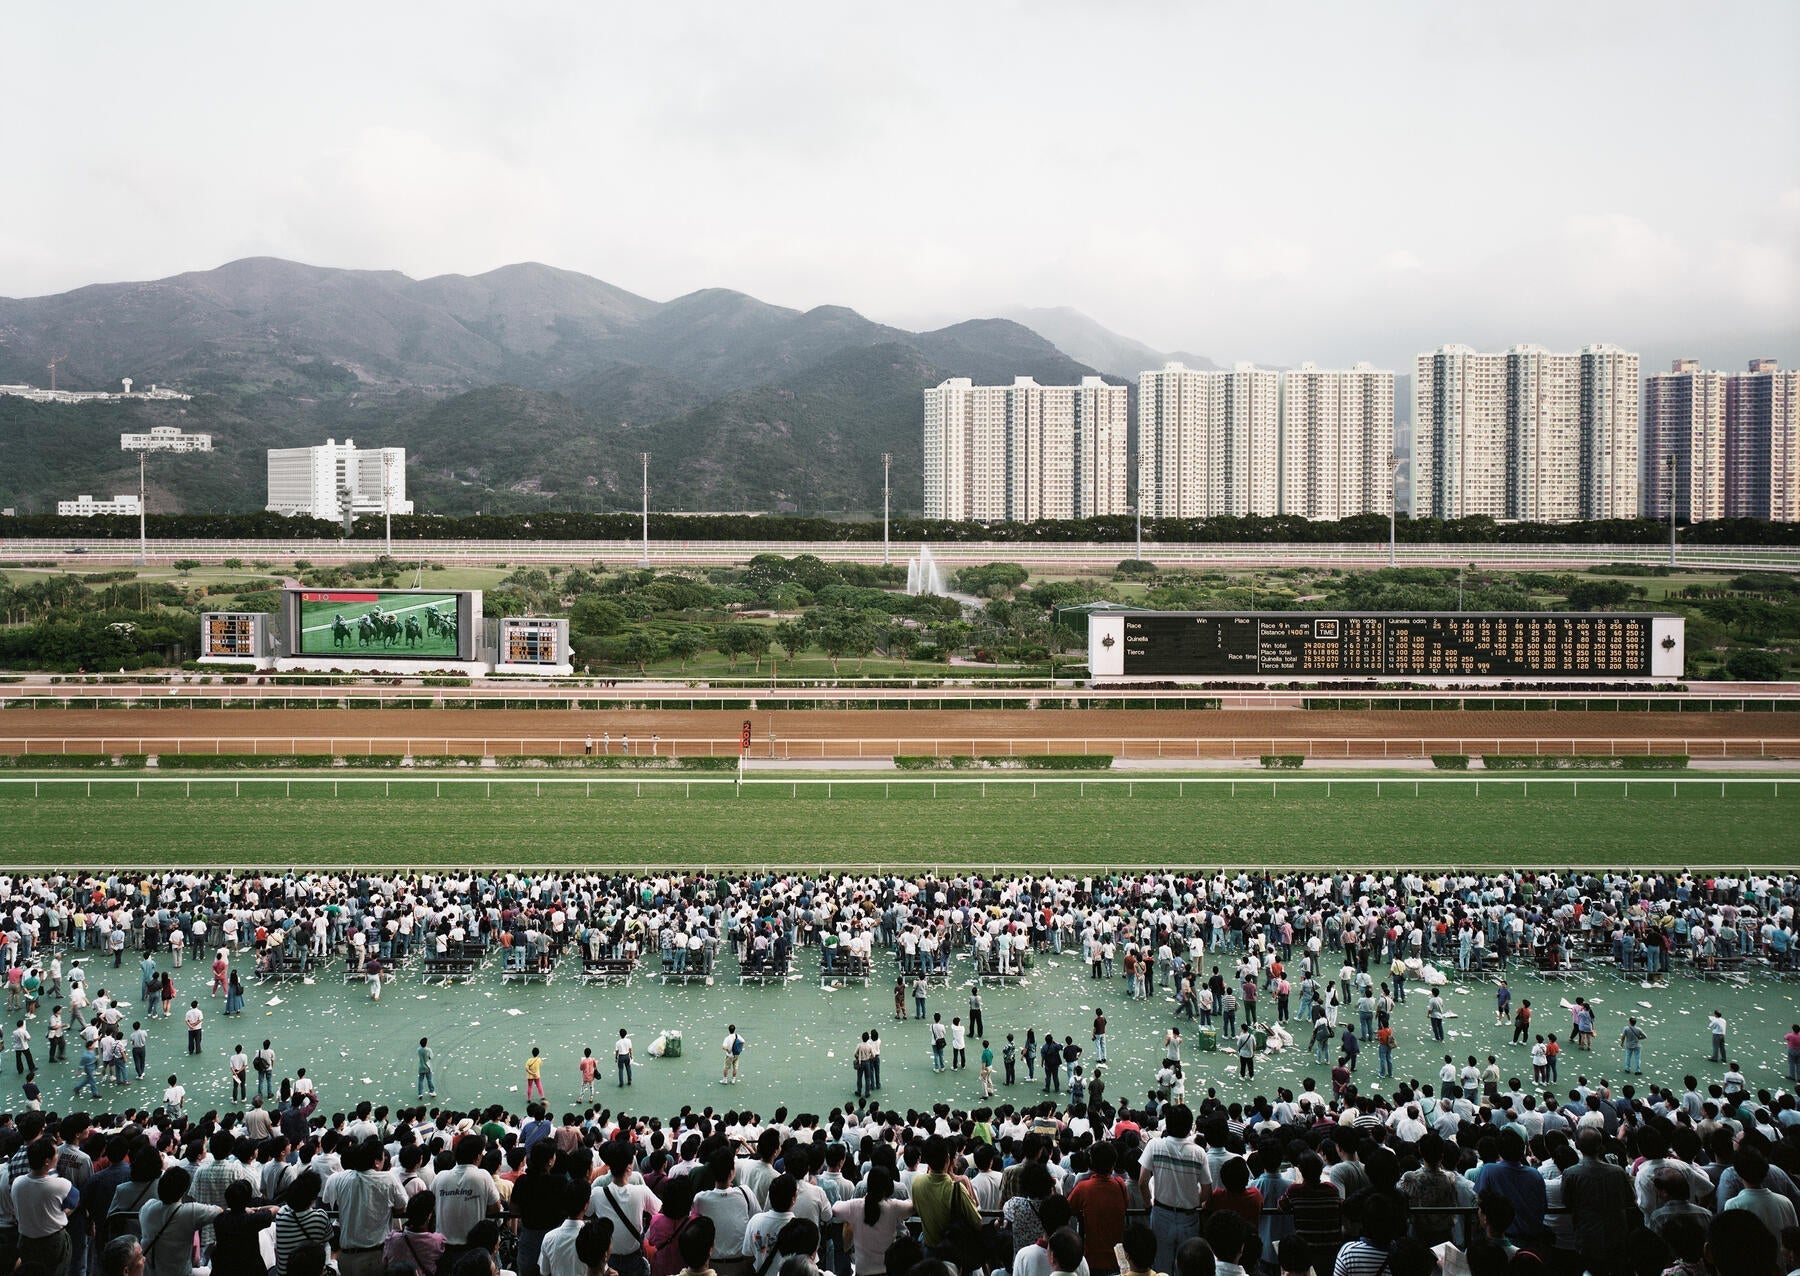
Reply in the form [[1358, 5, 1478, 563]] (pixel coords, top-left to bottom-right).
[[639, 452, 651, 569], [882, 453, 892, 566]]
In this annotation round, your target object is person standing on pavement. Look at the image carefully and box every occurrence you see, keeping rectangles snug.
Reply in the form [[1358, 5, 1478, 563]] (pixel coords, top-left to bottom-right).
[[721, 1024, 744, 1084], [614, 1029, 634, 1087]]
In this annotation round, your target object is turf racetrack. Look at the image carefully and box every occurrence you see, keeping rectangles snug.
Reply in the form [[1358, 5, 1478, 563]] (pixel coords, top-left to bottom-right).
[[1, 775, 1794, 867]]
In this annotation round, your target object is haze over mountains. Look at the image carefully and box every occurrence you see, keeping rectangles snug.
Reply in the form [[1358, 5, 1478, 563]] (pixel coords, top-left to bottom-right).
[[0, 258, 1218, 518]]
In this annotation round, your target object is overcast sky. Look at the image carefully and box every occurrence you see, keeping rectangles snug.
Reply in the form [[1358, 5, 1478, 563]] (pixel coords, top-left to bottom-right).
[[5, 1, 1797, 372]]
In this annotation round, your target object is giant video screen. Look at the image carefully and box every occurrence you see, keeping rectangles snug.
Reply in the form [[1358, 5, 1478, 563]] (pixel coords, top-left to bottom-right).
[[293, 590, 467, 660]]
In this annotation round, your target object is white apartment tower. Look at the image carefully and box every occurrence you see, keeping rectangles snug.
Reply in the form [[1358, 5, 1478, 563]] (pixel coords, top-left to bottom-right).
[[1725, 359, 1800, 522], [1413, 343, 1638, 521], [1140, 362, 1391, 520], [1279, 363, 1396, 519], [922, 376, 1126, 521], [266, 438, 412, 521], [1643, 360, 1728, 522], [1137, 363, 1282, 518]]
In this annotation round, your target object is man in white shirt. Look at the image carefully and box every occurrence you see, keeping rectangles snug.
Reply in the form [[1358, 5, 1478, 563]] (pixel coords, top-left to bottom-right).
[[743, 1175, 798, 1268], [434, 1135, 500, 1247], [537, 1179, 593, 1276], [588, 1141, 659, 1276], [1138, 1104, 1209, 1274]]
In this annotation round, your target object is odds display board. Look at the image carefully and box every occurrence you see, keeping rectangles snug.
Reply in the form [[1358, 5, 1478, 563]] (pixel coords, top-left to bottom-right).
[[199, 612, 269, 663], [283, 589, 480, 662], [1087, 611, 1685, 681], [494, 617, 572, 674]]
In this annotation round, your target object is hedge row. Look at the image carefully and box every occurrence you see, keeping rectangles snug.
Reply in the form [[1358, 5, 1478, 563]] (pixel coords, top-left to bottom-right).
[[1481, 754, 1690, 771], [893, 755, 1114, 771], [493, 755, 738, 771], [1432, 755, 1472, 770], [150, 753, 742, 771], [1259, 755, 1306, 769], [0, 754, 147, 770]]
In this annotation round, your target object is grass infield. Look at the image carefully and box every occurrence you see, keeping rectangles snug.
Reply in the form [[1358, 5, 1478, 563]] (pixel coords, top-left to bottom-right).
[[0, 774, 1794, 868]]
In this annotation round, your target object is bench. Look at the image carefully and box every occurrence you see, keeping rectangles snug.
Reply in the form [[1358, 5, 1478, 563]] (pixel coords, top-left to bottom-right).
[[972, 950, 1026, 983], [820, 949, 871, 986], [897, 951, 951, 981], [254, 954, 312, 984], [1690, 953, 1748, 981], [660, 945, 717, 985], [739, 953, 792, 985], [499, 949, 554, 984], [580, 957, 636, 986], [422, 951, 482, 983]]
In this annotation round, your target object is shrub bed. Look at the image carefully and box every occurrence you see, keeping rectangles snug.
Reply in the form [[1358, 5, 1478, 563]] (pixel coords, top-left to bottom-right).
[[1260, 755, 1306, 769], [1481, 754, 1689, 771], [0, 754, 146, 769], [893, 755, 1113, 771]]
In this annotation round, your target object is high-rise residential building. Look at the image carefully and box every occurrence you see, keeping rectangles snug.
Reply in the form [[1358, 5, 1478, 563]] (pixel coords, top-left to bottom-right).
[[1413, 343, 1637, 521], [1140, 362, 1392, 520], [1137, 362, 1282, 518], [1643, 359, 1728, 522], [1725, 359, 1800, 522], [1278, 362, 1396, 519], [266, 438, 412, 521], [921, 375, 1126, 521]]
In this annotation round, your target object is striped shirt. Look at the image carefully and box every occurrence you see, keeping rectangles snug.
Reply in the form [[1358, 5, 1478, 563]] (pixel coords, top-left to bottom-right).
[[273, 1205, 333, 1276], [1141, 1135, 1210, 1209]]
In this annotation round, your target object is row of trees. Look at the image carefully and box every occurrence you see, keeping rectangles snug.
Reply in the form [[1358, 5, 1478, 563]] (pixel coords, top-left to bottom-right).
[[8, 510, 1800, 545]]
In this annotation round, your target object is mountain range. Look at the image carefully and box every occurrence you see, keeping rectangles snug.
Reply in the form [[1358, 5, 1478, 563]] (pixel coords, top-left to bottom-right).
[[0, 258, 1217, 517]]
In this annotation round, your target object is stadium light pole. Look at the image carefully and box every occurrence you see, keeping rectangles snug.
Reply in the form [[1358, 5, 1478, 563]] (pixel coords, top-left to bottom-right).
[[1665, 454, 1678, 568], [136, 449, 147, 567], [881, 453, 892, 566], [383, 451, 393, 558], [1388, 452, 1402, 567], [639, 452, 651, 569]]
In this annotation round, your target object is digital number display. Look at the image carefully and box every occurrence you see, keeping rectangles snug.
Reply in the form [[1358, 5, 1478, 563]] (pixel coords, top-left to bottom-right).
[[202, 614, 259, 659], [1118, 613, 1658, 678], [503, 622, 562, 665]]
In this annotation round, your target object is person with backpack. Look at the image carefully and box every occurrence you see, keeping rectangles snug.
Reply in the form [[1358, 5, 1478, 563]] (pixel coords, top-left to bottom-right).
[[721, 1024, 745, 1084]]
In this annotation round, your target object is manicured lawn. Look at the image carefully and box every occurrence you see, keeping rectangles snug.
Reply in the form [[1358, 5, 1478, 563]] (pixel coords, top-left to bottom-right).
[[1, 775, 1791, 868]]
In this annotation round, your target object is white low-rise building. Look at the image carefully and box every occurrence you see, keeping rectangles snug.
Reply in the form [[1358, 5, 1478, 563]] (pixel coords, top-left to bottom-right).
[[57, 494, 142, 516], [266, 438, 412, 521], [121, 424, 212, 452]]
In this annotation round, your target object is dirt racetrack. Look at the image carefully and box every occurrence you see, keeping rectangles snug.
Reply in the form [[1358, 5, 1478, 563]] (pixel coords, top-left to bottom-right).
[[3, 707, 1798, 759]]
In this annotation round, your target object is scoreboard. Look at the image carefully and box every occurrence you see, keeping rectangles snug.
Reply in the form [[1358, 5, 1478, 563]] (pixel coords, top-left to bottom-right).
[[199, 612, 269, 663], [1087, 611, 1685, 681], [494, 617, 572, 674]]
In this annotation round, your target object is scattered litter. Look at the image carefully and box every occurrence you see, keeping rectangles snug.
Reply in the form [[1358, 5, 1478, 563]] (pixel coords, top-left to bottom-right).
[[1638, 1001, 1654, 1009], [302, 978, 315, 986], [266, 996, 283, 1006], [361, 1077, 374, 1084], [505, 1008, 524, 1017]]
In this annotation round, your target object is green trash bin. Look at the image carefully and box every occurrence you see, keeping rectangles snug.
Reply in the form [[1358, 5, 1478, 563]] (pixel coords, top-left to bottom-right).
[[664, 1030, 682, 1059], [1254, 1027, 1270, 1051], [1197, 1027, 1217, 1052]]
